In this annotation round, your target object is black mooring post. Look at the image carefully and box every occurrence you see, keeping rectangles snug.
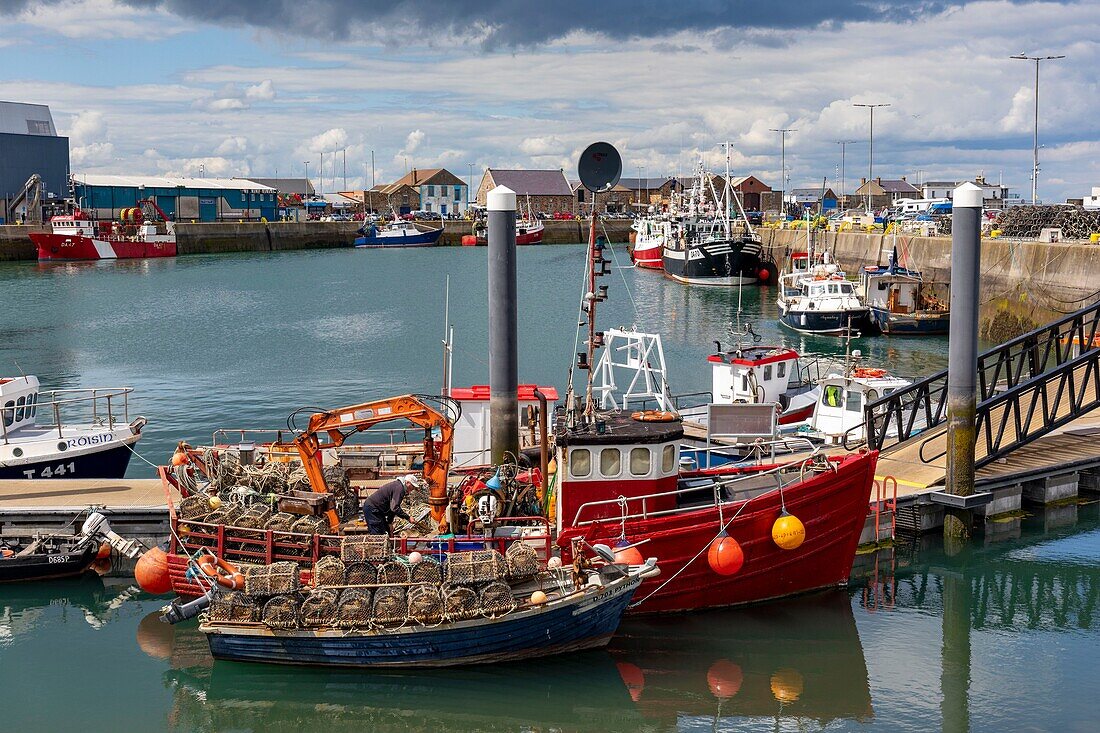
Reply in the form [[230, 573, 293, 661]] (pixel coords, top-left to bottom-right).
[[487, 185, 519, 466]]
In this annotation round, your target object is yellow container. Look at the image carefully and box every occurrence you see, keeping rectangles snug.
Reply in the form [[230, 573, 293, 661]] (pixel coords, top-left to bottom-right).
[[990, 229, 1001, 238], [1091, 233, 1100, 243]]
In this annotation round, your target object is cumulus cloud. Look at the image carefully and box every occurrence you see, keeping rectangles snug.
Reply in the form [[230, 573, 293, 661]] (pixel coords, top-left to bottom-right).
[[193, 80, 276, 111], [402, 129, 426, 155], [65, 110, 115, 166], [302, 128, 349, 155], [519, 136, 564, 156], [214, 136, 249, 156]]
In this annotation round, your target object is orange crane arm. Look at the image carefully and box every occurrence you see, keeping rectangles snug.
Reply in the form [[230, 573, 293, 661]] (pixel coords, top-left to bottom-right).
[[291, 395, 454, 530]]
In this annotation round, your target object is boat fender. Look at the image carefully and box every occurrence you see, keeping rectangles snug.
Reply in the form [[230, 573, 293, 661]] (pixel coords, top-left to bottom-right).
[[197, 554, 246, 590], [630, 410, 678, 423]]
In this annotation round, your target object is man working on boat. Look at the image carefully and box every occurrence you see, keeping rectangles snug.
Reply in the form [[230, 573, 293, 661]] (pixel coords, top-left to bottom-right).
[[362, 474, 417, 535]]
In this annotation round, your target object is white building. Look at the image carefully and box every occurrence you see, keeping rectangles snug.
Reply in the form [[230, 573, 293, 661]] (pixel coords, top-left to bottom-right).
[[1083, 187, 1100, 210], [921, 175, 1013, 208]]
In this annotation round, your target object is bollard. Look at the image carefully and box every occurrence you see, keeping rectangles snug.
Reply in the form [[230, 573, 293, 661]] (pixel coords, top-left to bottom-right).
[[487, 185, 519, 466], [944, 182, 984, 546]]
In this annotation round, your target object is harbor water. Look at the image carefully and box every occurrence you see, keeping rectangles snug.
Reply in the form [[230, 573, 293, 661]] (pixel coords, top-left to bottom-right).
[[7, 245, 1097, 731]]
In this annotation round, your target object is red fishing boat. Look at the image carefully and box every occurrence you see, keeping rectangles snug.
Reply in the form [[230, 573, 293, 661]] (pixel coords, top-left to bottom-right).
[[31, 201, 176, 261]]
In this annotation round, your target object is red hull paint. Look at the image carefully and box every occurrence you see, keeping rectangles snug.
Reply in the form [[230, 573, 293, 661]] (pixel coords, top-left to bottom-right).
[[475, 225, 544, 246], [31, 232, 177, 261], [777, 403, 815, 425], [631, 246, 663, 269], [561, 451, 878, 614]]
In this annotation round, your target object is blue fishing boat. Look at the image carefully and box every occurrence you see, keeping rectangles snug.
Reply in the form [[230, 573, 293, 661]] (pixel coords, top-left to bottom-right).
[[201, 562, 654, 669], [354, 221, 444, 248], [859, 247, 949, 335]]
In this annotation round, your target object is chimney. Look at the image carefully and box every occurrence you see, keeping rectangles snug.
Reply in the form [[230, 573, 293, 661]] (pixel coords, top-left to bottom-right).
[[875, 176, 882, 185], [412, 168, 418, 184], [860, 177, 867, 186], [900, 175, 907, 181]]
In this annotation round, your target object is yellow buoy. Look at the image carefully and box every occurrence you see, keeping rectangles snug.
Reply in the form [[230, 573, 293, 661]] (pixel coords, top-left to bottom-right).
[[770, 668, 804, 703], [208, 495, 223, 510], [530, 590, 548, 606], [772, 511, 806, 550]]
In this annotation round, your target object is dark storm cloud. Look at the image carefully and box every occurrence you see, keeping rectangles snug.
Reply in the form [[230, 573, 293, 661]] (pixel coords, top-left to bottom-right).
[[0, 0, 1063, 46]]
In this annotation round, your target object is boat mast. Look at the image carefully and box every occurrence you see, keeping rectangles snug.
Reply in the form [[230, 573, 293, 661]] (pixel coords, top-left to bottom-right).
[[583, 192, 600, 420]]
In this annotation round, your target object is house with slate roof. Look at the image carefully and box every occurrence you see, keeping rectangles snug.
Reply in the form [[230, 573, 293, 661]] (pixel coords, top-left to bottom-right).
[[476, 169, 574, 215]]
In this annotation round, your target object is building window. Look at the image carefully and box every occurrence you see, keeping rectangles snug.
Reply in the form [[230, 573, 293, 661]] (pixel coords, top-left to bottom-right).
[[426, 185, 434, 197], [440, 185, 448, 197], [569, 448, 591, 479], [629, 447, 651, 476], [662, 444, 676, 473], [600, 448, 621, 477], [455, 186, 462, 201]]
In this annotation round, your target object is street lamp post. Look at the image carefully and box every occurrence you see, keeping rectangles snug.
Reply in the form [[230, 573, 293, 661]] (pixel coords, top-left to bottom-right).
[[1010, 53, 1065, 204], [769, 128, 796, 211], [835, 140, 857, 205], [467, 162, 474, 210], [853, 103, 890, 213]]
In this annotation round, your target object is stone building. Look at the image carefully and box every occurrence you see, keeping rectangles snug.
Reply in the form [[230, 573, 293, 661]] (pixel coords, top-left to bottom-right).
[[853, 176, 921, 210], [389, 167, 469, 216], [476, 169, 574, 214]]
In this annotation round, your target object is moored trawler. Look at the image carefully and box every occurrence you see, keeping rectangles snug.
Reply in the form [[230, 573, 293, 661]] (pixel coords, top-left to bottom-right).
[[31, 203, 177, 261]]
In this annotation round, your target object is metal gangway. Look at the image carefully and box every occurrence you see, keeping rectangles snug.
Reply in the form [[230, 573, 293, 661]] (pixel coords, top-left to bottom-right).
[[862, 300, 1100, 488]]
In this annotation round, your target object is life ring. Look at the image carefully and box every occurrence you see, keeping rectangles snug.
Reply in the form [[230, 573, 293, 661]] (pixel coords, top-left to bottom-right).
[[853, 367, 887, 378], [197, 554, 246, 590], [630, 410, 678, 422]]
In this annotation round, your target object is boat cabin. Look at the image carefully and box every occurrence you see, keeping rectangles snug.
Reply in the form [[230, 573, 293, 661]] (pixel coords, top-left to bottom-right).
[[0, 376, 40, 437], [47, 211, 98, 236], [809, 371, 909, 444], [450, 385, 559, 468], [554, 412, 683, 533], [708, 346, 801, 405]]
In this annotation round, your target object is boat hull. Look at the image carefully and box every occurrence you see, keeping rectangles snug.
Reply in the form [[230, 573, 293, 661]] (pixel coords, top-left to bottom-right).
[[31, 232, 177, 261], [663, 238, 762, 286], [474, 224, 545, 245], [631, 239, 664, 269], [354, 228, 444, 248], [0, 437, 138, 480], [563, 451, 877, 614], [0, 542, 98, 583], [203, 576, 639, 668], [779, 307, 871, 336], [869, 307, 950, 335]]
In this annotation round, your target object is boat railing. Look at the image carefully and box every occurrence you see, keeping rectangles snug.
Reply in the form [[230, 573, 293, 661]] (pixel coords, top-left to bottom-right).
[[571, 454, 827, 527], [2, 386, 133, 443], [635, 391, 713, 413]]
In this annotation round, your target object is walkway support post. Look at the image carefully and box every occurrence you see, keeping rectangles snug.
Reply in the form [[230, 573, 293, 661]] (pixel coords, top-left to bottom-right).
[[945, 182, 984, 547], [488, 185, 519, 466]]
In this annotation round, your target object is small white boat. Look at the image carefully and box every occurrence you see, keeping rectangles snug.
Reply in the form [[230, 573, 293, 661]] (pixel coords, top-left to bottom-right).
[[777, 252, 870, 336], [787, 367, 911, 446]]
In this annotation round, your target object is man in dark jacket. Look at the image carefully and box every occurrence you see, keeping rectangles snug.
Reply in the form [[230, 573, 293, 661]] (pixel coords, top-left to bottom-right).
[[362, 474, 416, 535]]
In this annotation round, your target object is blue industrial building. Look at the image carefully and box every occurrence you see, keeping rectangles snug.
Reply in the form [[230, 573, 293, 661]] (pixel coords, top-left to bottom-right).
[[73, 175, 277, 222], [0, 101, 70, 223]]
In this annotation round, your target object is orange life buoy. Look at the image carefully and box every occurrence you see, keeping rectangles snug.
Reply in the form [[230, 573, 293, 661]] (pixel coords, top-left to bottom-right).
[[630, 410, 679, 422], [197, 554, 246, 590], [853, 367, 887, 378]]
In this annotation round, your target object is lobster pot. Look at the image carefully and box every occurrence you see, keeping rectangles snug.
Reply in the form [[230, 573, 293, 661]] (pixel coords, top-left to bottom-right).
[[236, 504, 273, 529], [335, 589, 374, 629], [208, 450, 242, 491], [372, 586, 407, 626], [314, 555, 346, 587], [300, 589, 338, 627], [341, 534, 390, 563], [407, 585, 444, 624], [345, 561, 378, 586], [323, 465, 350, 493], [445, 550, 507, 585], [206, 503, 245, 527], [264, 512, 297, 532], [245, 461, 290, 494], [410, 556, 442, 585], [291, 514, 330, 535], [443, 585, 479, 620], [261, 594, 301, 629], [245, 561, 301, 599], [479, 581, 518, 618], [207, 590, 259, 623], [377, 561, 412, 586], [336, 494, 361, 522], [505, 542, 541, 579], [178, 494, 213, 521]]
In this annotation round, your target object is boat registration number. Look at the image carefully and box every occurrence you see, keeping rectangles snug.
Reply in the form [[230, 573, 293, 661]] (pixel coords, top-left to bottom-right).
[[47, 555, 69, 564], [22, 462, 77, 479]]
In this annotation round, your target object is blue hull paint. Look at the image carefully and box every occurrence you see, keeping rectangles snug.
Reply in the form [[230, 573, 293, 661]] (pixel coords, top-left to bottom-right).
[[869, 307, 950, 335], [205, 580, 638, 668], [0, 442, 135, 480], [354, 228, 444, 248]]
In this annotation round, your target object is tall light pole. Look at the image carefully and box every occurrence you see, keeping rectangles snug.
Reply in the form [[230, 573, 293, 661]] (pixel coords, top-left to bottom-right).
[[1010, 53, 1065, 204], [636, 165, 646, 210], [835, 140, 857, 205], [769, 128, 796, 209], [466, 162, 474, 209], [853, 103, 890, 212]]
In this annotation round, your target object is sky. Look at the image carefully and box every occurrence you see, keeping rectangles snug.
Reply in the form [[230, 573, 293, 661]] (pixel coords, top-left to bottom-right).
[[0, 0, 1096, 203]]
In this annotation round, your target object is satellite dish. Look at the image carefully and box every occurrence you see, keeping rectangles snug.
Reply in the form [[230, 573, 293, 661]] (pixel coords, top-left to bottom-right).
[[578, 142, 622, 193]]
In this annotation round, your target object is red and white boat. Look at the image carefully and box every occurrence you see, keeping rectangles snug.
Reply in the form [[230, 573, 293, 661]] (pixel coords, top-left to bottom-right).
[[630, 217, 665, 269], [702, 344, 821, 425], [471, 218, 545, 246], [31, 202, 176, 261]]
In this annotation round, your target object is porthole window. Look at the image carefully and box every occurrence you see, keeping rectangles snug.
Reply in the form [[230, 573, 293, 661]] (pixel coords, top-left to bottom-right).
[[57, 441, 68, 452], [600, 448, 621, 477], [662, 444, 676, 473], [13, 447, 23, 457], [569, 448, 591, 479], [629, 447, 651, 476]]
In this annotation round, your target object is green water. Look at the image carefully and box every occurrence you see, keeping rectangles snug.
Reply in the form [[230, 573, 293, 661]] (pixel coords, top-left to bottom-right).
[[8, 245, 1093, 732]]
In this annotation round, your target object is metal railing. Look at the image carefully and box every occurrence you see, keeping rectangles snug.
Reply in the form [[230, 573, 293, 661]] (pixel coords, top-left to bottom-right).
[[1, 386, 132, 443], [865, 300, 1100, 452]]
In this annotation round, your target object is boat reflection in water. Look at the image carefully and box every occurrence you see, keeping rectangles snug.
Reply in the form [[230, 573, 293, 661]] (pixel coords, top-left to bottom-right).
[[610, 591, 873, 727]]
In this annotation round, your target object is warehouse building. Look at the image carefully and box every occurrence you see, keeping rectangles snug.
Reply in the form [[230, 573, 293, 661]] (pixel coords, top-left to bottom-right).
[[0, 100, 70, 223], [72, 175, 277, 222]]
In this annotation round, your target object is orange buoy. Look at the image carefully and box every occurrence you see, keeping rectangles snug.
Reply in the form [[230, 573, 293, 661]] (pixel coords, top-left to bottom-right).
[[707, 659, 744, 700], [616, 662, 646, 702], [530, 590, 548, 606], [613, 541, 644, 566], [170, 442, 189, 466], [96, 542, 112, 560], [770, 667, 804, 703], [772, 512, 806, 551], [1, 548, 14, 558], [707, 533, 745, 575], [460, 234, 479, 246], [135, 547, 173, 594], [136, 611, 175, 660]]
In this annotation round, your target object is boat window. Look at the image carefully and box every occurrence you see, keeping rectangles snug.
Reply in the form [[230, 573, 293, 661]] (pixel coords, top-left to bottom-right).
[[662, 444, 677, 473], [741, 374, 749, 392], [2, 400, 12, 427], [629, 447, 651, 476], [822, 385, 843, 408], [569, 448, 591, 479], [28, 392, 37, 418], [600, 448, 622, 477], [846, 389, 863, 412], [828, 284, 839, 294], [866, 389, 879, 403], [15, 395, 25, 422], [777, 362, 787, 379], [841, 283, 853, 294]]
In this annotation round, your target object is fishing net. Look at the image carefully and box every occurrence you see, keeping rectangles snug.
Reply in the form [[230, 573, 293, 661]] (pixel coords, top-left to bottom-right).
[[341, 534, 390, 562], [407, 585, 444, 624], [479, 581, 518, 618], [313, 555, 346, 587], [371, 586, 407, 625], [290, 514, 330, 535], [334, 589, 373, 629], [236, 504, 273, 529], [505, 542, 541, 579], [207, 590, 259, 623], [410, 556, 442, 585], [392, 502, 432, 536], [323, 465, 350, 493], [245, 561, 301, 598], [445, 550, 507, 585], [376, 561, 411, 585], [443, 585, 479, 620], [178, 495, 213, 521], [300, 588, 338, 627], [261, 594, 301, 630], [345, 561, 378, 586], [264, 512, 297, 532]]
